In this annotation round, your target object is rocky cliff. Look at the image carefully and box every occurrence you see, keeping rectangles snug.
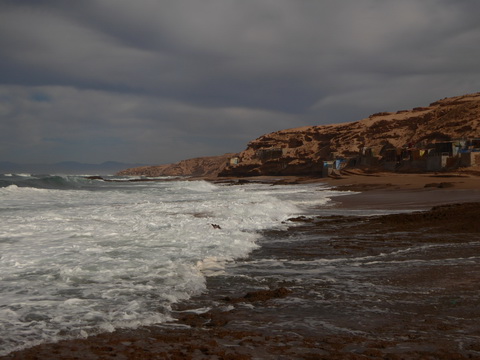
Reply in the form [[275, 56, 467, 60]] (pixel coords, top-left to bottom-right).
[[117, 153, 235, 177], [117, 92, 480, 178], [220, 92, 480, 177]]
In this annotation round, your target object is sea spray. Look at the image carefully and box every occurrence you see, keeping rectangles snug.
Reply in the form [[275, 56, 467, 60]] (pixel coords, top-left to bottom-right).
[[0, 175, 337, 355]]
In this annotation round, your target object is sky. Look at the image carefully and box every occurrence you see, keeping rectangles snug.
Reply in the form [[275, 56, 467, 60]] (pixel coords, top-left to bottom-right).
[[1, 0, 480, 165]]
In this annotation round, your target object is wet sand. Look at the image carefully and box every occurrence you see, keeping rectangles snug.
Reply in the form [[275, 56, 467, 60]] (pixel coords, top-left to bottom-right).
[[2, 175, 480, 359]]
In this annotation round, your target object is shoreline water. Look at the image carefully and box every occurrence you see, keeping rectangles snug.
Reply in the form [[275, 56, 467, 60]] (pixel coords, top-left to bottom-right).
[[2, 173, 480, 359]]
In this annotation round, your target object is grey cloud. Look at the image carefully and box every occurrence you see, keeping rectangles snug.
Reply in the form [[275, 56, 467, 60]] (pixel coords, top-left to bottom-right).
[[0, 84, 298, 163], [1, 0, 480, 164]]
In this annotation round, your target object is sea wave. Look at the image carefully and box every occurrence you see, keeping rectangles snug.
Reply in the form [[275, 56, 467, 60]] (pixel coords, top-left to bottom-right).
[[0, 174, 97, 190], [0, 179, 326, 356]]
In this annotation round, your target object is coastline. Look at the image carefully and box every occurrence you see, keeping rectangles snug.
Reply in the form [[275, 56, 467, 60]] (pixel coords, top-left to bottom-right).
[[315, 170, 480, 209], [215, 170, 480, 208], [2, 173, 480, 359]]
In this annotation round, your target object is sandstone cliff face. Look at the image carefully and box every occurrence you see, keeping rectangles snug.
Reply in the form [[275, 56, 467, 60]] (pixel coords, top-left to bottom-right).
[[117, 92, 480, 178], [117, 153, 235, 177], [220, 93, 480, 176]]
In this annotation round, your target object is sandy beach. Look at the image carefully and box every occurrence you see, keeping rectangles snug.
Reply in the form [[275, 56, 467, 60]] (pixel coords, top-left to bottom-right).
[[320, 170, 480, 210], [2, 171, 480, 360]]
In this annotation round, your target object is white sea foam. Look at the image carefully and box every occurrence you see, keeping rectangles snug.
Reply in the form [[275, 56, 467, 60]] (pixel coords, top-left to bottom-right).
[[1, 184, 49, 193], [0, 184, 19, 191], [0, 178, 336, 356]]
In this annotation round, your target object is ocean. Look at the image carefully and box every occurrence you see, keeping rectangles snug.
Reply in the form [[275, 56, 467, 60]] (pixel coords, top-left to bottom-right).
[[0, 174, 346, 356]]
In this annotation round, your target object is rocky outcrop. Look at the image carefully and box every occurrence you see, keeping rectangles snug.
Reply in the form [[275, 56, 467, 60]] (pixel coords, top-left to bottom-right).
[[220, 92, 480, 177], [117, 153, 236, 177], [117, 92, 480, 178]]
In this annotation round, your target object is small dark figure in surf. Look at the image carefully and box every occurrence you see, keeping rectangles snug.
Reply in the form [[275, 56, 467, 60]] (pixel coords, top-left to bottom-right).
[[211, 224, 222, 230]]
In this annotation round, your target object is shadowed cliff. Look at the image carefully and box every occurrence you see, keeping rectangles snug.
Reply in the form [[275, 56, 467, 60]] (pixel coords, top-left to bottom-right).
[[117, 153, 236, 177]]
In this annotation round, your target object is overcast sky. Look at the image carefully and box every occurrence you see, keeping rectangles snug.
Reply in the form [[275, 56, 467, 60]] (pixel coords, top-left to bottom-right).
[[1, 0, 480, 165]]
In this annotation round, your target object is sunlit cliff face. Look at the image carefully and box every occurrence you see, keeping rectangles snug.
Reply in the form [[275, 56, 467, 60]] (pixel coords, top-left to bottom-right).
[[221, 93, 480, 176]]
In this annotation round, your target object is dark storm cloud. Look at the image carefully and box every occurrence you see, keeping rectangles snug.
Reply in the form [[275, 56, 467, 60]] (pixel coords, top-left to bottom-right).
[[1, 0, 480, 164]]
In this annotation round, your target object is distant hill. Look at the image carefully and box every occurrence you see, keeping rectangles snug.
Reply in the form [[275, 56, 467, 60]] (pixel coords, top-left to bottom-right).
[[117, 92, 480, 178], [116, 154, 235, 177], [0, 161, 147, 175], [220, 92, 480, 176]]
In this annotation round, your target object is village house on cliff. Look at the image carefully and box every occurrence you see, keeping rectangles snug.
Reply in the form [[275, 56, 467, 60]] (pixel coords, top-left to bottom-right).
[[222, 138, 480, 177]]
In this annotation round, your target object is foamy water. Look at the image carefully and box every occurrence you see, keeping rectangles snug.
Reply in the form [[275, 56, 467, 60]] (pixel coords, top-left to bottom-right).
[[0, 175, 338, 355]]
